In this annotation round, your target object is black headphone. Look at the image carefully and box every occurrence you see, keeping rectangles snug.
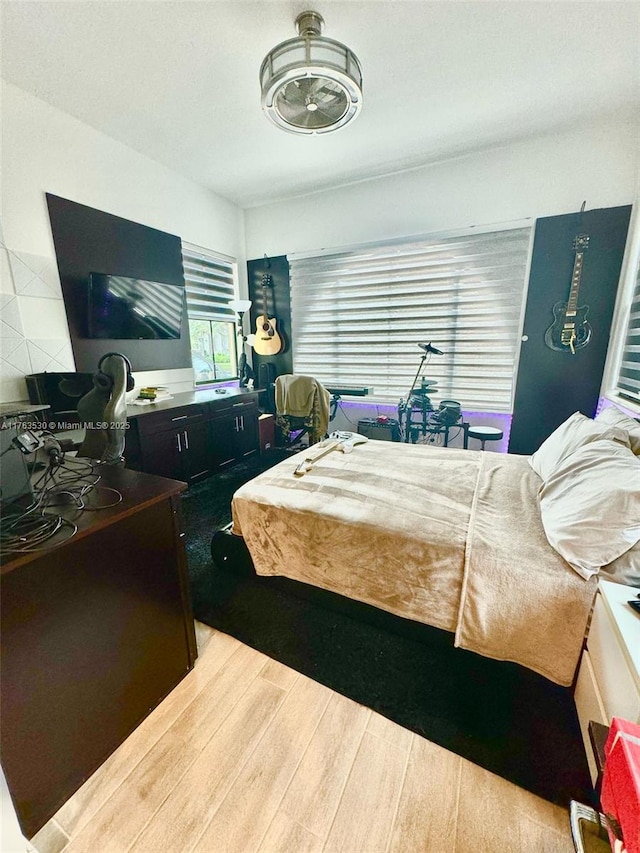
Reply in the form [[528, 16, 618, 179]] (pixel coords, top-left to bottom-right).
[[95, 352, 135, 393]]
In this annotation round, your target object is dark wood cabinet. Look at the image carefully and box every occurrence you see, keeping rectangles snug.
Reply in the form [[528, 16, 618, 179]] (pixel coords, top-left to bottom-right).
[[209, 408, 238, 468], [179, 419, 211, 482], [135, 406, 211, 484], [235, 400, 259, 459], [126, 389, 259, 483], [1, 466, 197, 838], [208, 396, 260, 469], [139, 427, 183, 480]]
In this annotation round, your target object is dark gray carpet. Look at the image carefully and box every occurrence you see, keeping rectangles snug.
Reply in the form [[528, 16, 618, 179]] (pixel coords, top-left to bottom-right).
[[180, 449, 293, 607], [180, 449, 594, 809]]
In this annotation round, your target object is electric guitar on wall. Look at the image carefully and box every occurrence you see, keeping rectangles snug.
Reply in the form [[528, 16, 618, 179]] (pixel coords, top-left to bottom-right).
[[544, 234, 592, 355], [253, 273, 284, 356]]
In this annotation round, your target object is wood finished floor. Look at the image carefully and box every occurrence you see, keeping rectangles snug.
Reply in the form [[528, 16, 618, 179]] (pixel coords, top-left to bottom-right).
[[32, 622, 575, 853]]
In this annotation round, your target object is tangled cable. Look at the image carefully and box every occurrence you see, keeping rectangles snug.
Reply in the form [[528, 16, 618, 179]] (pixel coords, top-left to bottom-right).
[[1, 452, 123, 556]]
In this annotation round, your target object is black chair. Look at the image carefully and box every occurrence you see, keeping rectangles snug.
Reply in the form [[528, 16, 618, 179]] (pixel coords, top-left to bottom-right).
[[274, 374, 330, 448]]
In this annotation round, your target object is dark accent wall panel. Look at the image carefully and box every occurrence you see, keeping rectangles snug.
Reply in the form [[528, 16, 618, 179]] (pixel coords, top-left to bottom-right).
[[509, 205, 632, 455], [46, 194, 191, 373], [247, 255, 293, 390]]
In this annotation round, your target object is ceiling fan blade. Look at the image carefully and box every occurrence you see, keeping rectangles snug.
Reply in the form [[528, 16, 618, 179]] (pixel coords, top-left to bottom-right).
[[276, 76, 348, 128], [288, 108, 323, 128], [313, 102, 347, 123], [280, 81, 307, 107], [306, 77, 327, 96], [294, 78, 317, 98]]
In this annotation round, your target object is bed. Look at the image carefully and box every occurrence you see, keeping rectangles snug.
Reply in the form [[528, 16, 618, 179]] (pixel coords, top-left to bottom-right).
[[229, 408, 640, 688]]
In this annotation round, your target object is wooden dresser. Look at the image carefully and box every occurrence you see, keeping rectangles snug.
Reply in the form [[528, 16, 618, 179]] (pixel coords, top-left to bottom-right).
[[125, 387, 259, 484], [1, 465, 197, 838], [574, 579, 640, 785]]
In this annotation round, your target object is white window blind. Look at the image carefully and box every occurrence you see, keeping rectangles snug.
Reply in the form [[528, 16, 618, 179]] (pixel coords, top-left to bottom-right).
[[616, 260, 640, 405], [181, 242, 237, 321], [289, 227, 531, 412]]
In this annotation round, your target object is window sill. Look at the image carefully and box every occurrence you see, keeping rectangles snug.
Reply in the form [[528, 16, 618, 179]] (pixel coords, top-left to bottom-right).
[[194, 380, 240, 392], [602, 392, 640, 418]]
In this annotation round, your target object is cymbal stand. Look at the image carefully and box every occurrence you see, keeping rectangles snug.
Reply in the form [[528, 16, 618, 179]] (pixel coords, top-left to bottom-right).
[[398, 352, 433, 442], [406, 352, 428, 400]]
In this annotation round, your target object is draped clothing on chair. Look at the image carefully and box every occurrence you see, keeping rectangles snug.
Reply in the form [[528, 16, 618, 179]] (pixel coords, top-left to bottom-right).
[[274, 374, 331, 445]]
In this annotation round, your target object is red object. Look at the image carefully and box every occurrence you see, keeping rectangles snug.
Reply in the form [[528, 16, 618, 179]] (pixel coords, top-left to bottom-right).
[[601, 717, 640, 853], [259, 413, 275, 452], [376, 416, 389, 424]]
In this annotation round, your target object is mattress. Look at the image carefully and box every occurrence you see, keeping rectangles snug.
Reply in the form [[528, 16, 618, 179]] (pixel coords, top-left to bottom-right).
[[232, 439, 597, 685]]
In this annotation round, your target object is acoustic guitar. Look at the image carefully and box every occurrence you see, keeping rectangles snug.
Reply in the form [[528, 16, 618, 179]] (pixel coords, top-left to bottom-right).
[[544, 234, 592, 355], [253, 273, 284, 356]]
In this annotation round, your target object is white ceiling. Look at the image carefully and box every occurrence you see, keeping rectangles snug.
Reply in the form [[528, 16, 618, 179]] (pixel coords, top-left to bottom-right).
[[2, 1, 639, 209]]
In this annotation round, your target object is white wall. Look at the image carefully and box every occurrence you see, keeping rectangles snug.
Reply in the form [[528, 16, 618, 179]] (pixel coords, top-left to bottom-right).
[[244, 112, 639, 427], [0, 82, 246, 403], [244, 112, 638, 257], [4, 84, 638, 412]]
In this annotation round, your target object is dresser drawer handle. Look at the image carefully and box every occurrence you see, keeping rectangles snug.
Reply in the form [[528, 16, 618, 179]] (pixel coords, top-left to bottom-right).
[[171, 415, 188, 421]]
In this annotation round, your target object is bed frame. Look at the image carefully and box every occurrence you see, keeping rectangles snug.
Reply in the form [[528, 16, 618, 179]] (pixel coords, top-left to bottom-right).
[[206, 523, 593, 808], [211, 523, 464, 648]]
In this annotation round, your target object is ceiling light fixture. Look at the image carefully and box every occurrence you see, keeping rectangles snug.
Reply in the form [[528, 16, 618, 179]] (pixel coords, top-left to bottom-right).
[[260, 10, 363, 135]]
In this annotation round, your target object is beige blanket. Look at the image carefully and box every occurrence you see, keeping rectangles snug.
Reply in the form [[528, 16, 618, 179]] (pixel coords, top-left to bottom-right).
[[231, 440, 597, 685]]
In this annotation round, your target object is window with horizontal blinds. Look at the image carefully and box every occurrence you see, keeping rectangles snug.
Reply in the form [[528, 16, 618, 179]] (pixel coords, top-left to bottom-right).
[[181, 241, 238, 383], [181, 242, 237, 321], [616, 260, 640, 404], [289, 227, 532, 412]]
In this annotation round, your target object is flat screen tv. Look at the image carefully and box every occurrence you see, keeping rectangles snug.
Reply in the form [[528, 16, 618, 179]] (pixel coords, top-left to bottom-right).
[[88, 273, 184, 340]]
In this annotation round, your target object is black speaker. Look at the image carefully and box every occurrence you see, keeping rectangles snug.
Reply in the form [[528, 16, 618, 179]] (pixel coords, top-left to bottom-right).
[[357, 418, 401, 441], [0, 418, 33, 510], [25, 372, 95, 426], [258, 362, 277, 412], [258, 362, 277, 389]]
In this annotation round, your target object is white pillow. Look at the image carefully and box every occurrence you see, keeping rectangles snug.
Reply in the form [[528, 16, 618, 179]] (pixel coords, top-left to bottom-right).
[[529, 411, 630, 480], [539, 439, 640, 580], [600, 539, 640, 588], [595, 404, 640, 455]]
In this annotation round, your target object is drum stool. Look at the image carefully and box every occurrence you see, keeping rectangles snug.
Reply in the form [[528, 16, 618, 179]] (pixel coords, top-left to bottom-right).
[[467, 425, 504, 451]]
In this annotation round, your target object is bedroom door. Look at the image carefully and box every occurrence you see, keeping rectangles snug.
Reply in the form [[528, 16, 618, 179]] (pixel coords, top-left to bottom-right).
[[509, 205, 632, 456]]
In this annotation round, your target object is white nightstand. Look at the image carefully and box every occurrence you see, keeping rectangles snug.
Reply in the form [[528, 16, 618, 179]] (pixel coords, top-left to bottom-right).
[[574, 579, 640, 785]]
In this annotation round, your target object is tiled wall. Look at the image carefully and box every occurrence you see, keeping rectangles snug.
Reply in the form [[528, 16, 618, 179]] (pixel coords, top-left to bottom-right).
[[0, 220, 75, 403], [0, 220, 200, 403]]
